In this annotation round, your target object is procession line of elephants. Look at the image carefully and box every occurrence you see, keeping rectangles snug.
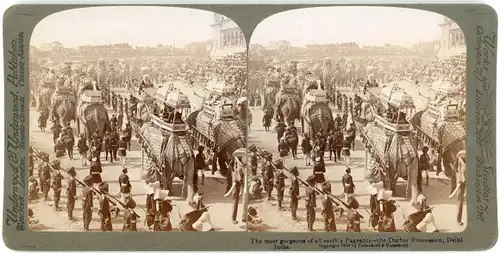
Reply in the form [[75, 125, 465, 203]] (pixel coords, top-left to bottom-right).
[[259, 80, 465, 199]]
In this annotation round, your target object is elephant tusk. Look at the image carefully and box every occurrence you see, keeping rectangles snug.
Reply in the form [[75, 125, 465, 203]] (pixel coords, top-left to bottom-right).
[[224, 182, 237, 198]]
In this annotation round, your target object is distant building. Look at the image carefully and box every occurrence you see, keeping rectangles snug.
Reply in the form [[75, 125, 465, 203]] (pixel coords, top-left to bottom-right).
[[437, 16, 466, 58], [210, 13, 246, 58], [38, 41, 64, 52], [266, 40, 292, 52]]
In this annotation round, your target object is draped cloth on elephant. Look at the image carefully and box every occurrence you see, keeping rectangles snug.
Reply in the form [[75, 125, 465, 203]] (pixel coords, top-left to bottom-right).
[[77, 103, 109, 135], [419, 113, 466, 153], [362, 123, 417, 182], [161, 134, 193, 179], [139, 124, 167, 183], [276, 92, 301, 111]]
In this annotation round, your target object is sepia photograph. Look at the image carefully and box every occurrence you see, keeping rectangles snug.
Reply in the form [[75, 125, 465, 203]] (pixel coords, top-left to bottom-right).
[[246, 7, 466, 232], [28, 6, 248, 232]]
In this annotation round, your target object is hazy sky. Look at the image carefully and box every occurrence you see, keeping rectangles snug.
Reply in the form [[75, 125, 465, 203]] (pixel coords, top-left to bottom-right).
[[251, 7, 446, 47], [31, 6, 215, 47]]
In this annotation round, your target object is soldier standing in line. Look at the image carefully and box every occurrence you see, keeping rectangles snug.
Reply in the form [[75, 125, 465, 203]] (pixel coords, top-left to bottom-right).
[[305, 175, 317, 232], [40, 156, 52, 201], [98, 182, 113, 231], [82, 175, 94, 231], [118, 168, 132, 202], [104, 131, 113, 163], [118, 113, 124, 129], [117, 136, 128, 166], [110, 129, 120, 161], [275, 170, 286, 210], [263, 155, 274, 201], [342, 167, 355, 203], [119, 97, 124, 115], [122, 196, 138, 231], [321, 182, 337, 232], [346, 197, 361, 232], [289, 166, 300, 221], [66, 167, 77, 220], [51, 168, 64, 210], [250, 152, 258, 176]]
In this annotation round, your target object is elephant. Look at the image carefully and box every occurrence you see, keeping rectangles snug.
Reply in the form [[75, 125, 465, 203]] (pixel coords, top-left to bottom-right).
[[360, 121, 419, 197], [160, 133, 196, 202], [410, 110, 466, 186], [301, 101, 334, 136], [262, 82, 280, 112], [187, 109, 246, 178], [53, 99, 76, 126], [275, 91, 301, 127], [77, 102, 110, 138], [36, 87, 54, 111]]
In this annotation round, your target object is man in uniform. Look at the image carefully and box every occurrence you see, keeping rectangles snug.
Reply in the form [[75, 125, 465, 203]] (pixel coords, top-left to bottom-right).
[[289, 166, 300, 220], [118, 168, 132, 202], [194, 146, 206, 191], [346, 197, 361, 232], [77, 134, 89, 166], [66, 167, 77, 220], [275, 120, 287, 143], [342, 168, 355, 203], [40, 156, 52, 201], [104, 131, 114, 163], [110, 129, 120, 161], [110, 114, 118, 131], [250, 152, 258, 176], [275, 170, 286, 209], [98, 182, 113, 231], [90, 157, 103, 188], [333, 130, 343, 163], [118, 113, 124, 129], [262, 155, 274, 201], [123, 123, 133, 151], [313, 156, 326, 188], [63, 131, 75, 159], [54, 139, 66, 158], [51, 168, 64, 210], [51, 122, 62, 144], [122, 196, 138, 231], [321, 182, 337, 232], [305, 175, 317, 231], [82, 175, 94, 231], [301, 134, 312, 166], [117, 136, 128, 166]]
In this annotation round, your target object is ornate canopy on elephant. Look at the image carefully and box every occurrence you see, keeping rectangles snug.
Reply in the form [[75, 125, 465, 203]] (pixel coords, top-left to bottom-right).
[[360, 121, 418, 196], [206, 79, 236, 97], [155, 86, 191, 109], [379, 82, 415, 109]]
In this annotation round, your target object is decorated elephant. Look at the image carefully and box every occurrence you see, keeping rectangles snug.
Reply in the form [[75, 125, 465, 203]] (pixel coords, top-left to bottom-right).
[[262, 75, 280, 112], [360, 121, 419, 197], [51, 88, 77, 126], [410, 109, 466, 180], [77, 98, 110, 137], [187, 107, 246, 178], [37, 78, 56, 111], [275, 91, 301, 127], [301, 102, 333, 136]]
